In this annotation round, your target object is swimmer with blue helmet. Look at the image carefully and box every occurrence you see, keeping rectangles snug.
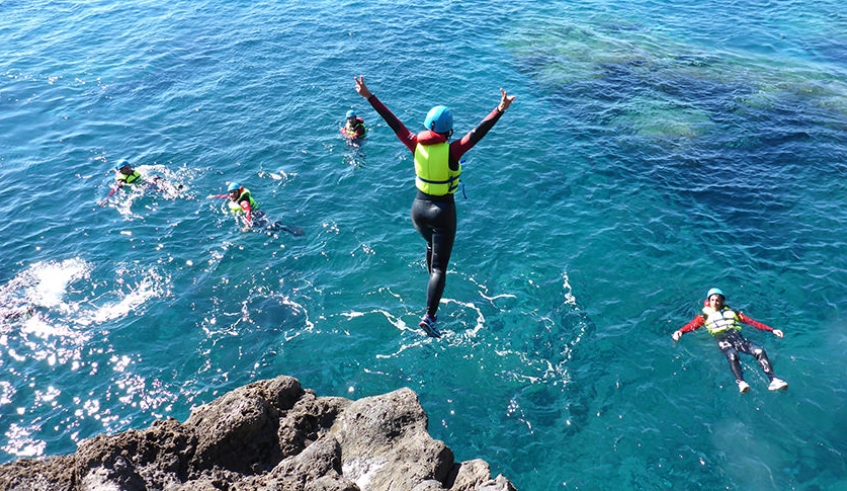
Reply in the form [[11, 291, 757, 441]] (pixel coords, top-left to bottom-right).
[[673, 288, 789, 393], [341, 109, 367, 140], [354, 75, 515, 337], [211, 182, 259, 232]]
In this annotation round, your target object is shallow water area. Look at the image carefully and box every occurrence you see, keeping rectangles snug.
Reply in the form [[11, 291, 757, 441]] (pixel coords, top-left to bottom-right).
[[2, 0, 847, 489]]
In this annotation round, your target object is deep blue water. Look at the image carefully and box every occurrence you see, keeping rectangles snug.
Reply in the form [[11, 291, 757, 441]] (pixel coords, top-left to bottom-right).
[[2, 0, 847, 489]]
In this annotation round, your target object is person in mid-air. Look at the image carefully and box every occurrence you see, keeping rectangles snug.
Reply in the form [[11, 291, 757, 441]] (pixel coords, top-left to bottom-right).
[[211, 182, 260, 232], [340, 109, 367, 140], [672, 287, 789, 393], [353, 75, 515, 338]]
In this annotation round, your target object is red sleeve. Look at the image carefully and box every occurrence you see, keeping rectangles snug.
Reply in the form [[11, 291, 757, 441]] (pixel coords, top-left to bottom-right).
[[450, 107, 504, 160], [679, 316, 705, 333], [366, 95, 418, 152], [738, 312, 774, 332], [240, 200, 252, 223]]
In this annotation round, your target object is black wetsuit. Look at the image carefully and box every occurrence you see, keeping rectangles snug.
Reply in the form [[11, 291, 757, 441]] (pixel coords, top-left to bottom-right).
[[366, 94, 505, 317], [679, 308, 780, 383], [716, 330, 776, 382]]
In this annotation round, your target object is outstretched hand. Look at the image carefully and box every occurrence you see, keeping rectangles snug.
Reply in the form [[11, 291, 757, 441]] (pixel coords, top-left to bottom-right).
[[672, 330, 682, 341], [498, 88, 516, 113], [354, 75, 372, 98], [773, 329, 784, 338]]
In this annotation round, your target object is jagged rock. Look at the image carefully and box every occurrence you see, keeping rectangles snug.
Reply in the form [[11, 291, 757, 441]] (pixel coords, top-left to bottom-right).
[[0, 375, 517, 491], [332, 387, 455, 490]]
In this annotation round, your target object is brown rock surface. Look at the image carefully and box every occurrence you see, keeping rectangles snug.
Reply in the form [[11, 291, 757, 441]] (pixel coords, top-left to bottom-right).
[[0, 375, 517, 491]]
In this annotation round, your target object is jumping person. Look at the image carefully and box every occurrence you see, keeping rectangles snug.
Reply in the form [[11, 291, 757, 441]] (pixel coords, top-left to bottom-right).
[[672, 288, 789, 393], [354, 75, 515, 337]]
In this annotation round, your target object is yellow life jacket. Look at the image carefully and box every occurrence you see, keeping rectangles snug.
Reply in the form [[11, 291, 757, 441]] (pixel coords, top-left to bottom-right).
[[227, 188, 259, 214], [702, 306, 742, 336], [414, 142, 461, 196], [343, 118, 366, 138], [117, 171, 142, 184]]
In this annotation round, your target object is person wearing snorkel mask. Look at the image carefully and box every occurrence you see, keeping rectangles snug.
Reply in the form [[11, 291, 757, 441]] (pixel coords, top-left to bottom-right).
[[353, 75, 515, 338]]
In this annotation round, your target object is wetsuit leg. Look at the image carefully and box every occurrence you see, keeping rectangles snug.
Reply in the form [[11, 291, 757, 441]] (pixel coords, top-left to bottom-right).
[[411, 198, 456, 317], [735, 335, 776, 381], [252, 211, 269, 229], [717, 334, 745, 382]]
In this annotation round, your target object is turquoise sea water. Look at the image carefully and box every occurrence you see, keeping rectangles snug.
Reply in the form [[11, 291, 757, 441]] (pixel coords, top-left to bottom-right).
[[2, 0, 847, 489]]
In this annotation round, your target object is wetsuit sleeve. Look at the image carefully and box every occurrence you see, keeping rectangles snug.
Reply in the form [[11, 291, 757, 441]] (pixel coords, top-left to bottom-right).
[[366, 95, 418, 152], [450, 107, 505, 160], [240, 199, 252, 224], [678, 316, 705, 333], [738, 312, 774, 332]]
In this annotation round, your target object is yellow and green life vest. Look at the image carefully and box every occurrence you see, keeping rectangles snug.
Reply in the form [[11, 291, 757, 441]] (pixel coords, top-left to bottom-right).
[[117, 171, 142, 184], [343, 118, 366, 139], [227, 188, 259, 214], [701, 306, 742, 336], [413, 142, 461, 196]]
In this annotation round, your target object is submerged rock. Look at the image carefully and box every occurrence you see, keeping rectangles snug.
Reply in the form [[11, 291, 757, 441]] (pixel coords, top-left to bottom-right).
[[0, 376, 517, 491]]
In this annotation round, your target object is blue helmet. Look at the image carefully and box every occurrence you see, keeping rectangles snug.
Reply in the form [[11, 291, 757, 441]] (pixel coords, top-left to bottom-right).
[[706, 287, 725, 299], [115, 160, 131, 171], [424, 105, 453, 133], [346, 110, 356, 119], [227, 182, 241, 192]]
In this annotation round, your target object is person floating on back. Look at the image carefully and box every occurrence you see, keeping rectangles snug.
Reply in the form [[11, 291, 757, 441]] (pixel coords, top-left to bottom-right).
[[353, 75, 515, 338], [672, 288, 789, 393], [340, 109, 367, 140]]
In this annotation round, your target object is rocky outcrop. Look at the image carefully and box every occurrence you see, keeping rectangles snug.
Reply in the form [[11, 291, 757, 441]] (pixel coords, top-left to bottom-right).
[[0, 376, 517, 491]]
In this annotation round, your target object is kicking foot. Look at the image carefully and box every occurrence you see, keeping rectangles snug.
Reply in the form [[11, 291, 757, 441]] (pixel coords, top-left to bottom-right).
[[419, 314, 441, 338], [738, 381, 751, 393], [768, 378, 788, 391]]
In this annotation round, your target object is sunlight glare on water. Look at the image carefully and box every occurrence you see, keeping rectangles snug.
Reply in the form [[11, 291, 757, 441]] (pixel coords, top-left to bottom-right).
[[2, 0, 847, 489]]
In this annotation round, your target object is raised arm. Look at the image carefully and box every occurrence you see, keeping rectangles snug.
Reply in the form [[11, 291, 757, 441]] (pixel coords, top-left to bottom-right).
[[355, 75, 417, 152], [451, 88, 516, 158]]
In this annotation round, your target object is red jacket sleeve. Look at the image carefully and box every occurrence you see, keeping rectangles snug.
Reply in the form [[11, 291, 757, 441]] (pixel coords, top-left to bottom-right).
[[366, 95, 418, 152], [450, 107, 504, 161], [738, 312, 774, 332], [678, 316, 705, 333]]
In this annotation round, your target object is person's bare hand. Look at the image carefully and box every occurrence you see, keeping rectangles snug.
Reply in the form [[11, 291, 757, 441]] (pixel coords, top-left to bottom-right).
[[498, 88, 516, 112], [355, 75, 372, 98]]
